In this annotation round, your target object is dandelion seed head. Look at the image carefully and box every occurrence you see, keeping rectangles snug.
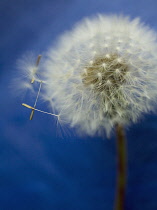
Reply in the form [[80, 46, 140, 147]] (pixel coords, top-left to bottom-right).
[[20, 14, 157, 137]]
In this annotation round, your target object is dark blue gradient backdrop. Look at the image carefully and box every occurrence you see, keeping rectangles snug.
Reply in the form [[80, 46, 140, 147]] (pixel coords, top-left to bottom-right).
[[1, 0, 157, 209]]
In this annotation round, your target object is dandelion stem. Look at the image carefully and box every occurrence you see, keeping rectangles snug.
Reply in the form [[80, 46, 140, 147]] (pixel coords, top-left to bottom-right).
[[114, 124, 127, 210]]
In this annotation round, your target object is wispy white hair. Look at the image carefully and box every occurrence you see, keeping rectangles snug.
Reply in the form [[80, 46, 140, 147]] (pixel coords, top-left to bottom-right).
[[19, 14, 157, 137]]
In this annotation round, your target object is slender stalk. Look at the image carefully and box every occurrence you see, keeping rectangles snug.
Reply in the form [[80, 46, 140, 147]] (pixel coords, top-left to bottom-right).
[[114, 124, 127, 210]]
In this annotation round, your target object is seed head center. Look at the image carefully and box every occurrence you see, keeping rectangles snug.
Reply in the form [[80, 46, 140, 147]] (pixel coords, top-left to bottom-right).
[[82, 54, 128, 92], [81, 54, 129, 119]]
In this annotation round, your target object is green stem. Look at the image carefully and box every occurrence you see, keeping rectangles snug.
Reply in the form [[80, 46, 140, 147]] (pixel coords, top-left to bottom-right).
[[114, 124, 127, 210]]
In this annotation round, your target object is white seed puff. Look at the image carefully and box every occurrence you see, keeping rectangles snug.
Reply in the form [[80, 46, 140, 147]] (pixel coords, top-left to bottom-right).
[[20, 14, 157, 136]]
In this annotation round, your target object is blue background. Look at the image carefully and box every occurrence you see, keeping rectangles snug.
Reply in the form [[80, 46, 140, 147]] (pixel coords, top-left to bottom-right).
[[1, 0, 157, 209]]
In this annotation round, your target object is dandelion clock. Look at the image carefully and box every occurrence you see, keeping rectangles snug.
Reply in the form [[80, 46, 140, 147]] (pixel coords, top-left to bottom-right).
[[18, 14, 157, 210]]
